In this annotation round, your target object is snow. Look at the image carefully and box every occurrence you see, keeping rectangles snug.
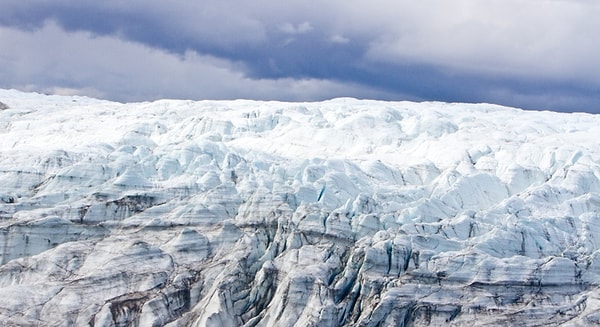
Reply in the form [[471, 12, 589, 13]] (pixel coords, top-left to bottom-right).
[[0, 88, 600, 325]]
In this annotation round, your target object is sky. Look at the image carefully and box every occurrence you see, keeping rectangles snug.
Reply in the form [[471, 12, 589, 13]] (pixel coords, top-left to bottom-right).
[[1, 0, 599, 113]]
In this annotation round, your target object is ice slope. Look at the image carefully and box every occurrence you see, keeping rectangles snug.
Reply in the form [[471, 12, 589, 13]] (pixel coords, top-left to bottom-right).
[[0, 88, 600, 326]]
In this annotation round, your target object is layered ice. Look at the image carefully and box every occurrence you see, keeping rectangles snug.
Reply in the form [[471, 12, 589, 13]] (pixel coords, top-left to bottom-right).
[[0, 89, 600, 325]]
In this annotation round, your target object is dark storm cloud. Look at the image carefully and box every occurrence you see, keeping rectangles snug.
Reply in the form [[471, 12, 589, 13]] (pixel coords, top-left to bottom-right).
[[1, 0, 599, 113], [0, 1, 268, 52]]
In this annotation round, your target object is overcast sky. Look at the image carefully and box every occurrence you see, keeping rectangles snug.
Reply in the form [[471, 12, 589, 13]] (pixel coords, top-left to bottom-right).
[[1, 1, 599, 113]]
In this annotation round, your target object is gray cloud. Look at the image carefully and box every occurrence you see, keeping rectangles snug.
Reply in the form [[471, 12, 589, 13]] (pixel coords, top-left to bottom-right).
[[0, 22, 395, 102], [0, 0, 599, 112], [363, 1, 600, 83]]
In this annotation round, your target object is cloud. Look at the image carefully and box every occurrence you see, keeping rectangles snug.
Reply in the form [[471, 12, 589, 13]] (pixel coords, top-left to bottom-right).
[[0, 1, 599, 112], [330, 35, 350, 44], [363, 1, 600, 84], [0, 22, 393, 102], [280, 22, 313, 35]]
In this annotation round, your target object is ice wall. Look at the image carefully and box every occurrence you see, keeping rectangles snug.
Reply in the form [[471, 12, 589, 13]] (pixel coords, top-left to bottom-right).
[[0, 89, 599, 326]]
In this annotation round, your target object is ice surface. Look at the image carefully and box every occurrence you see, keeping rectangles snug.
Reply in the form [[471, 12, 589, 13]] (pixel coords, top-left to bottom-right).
[[0, 89, 600, 325]]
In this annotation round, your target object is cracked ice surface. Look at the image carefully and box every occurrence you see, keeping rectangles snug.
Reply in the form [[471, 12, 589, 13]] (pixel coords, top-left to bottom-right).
[[1, 89, 600, 326]]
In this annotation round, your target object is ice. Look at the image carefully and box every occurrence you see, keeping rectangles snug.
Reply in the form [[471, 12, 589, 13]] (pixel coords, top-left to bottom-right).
[[0, 88, 600, 325]]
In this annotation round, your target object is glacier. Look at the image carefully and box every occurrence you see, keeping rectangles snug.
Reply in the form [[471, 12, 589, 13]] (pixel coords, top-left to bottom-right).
[[0, 89, 599, 326]]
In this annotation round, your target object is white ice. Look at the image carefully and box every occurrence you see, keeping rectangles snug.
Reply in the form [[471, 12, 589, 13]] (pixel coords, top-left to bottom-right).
[[0, 89, 599, 326]]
